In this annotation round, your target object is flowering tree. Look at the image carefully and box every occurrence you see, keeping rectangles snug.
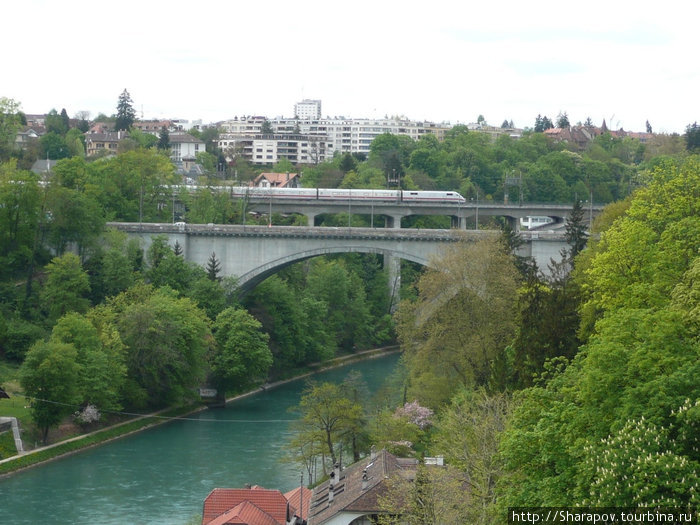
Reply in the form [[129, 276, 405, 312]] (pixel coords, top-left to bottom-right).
[[394, 401, 434, 430]]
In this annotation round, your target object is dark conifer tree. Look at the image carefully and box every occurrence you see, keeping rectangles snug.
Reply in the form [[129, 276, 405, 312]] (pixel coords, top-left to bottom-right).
[[157, 126, 170, 150], [173, 240, 183, 256], [564, 199, 588, 260], [206, 252, 221, 281], [115, 89, 136, 131]]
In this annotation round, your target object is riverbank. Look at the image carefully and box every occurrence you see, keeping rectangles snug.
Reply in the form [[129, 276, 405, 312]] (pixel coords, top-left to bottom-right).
[[0, 345, 400, 478]]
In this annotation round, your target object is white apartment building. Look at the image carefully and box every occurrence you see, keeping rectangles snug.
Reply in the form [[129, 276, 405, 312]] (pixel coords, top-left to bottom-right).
[[294, 99, 322, 120], [217, 116, 451, 165]]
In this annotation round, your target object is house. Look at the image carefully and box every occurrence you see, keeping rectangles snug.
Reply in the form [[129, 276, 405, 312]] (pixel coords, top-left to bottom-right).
[[306, 449, 418, 525], [85, 130, 127, 156], [201, 485, 310, 525], [14, 127, 41, 150], [251, 172, 301, 189], [169, 132, 205, 162]]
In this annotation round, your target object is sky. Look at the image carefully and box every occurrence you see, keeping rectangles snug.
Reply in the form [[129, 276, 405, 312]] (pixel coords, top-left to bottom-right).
[[4, 0, 699, 134]]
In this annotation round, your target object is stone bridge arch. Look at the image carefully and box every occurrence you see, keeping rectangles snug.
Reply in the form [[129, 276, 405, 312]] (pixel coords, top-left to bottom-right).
[[236, 245, 431, 295]]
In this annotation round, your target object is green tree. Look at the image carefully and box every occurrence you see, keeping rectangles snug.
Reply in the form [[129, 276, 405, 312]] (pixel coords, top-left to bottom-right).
[[209, 307, 272, 396], [684, 121, 700, 152], [40, 132, 70, 159], [395, 236, 519, 407], [41, 253, 91, 321], [556, 112, 570, 128], [564, 198, 588, 260], [115, 286, 212, 407], [0, 163, 41, 276], [45, 109, 69, 135], [261, 119, 273, 134], [115, 89, 136, 131], [49, 312, 126, 413], [45, 186, 104, 256], [206, 252, 221, 281], [291, 381, 364, 468], [378, 464, 471, 525], [432, 388, 510, 523], [0, 97, 23, 160], [20, 340, 81, 443], [157, 126, 170, 150]]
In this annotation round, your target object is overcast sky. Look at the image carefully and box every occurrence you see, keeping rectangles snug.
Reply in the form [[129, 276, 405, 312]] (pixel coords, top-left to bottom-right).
[[4, 0, 698, 133]]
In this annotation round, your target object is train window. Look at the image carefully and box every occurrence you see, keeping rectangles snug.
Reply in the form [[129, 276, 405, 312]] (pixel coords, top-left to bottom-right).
[[446, 192, 453, 195]]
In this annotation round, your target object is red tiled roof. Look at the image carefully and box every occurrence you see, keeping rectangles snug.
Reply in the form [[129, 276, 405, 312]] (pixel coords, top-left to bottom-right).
[[206, 500, 281, 525], [284, 486, 312, 521], [202, 487, 294, 525]]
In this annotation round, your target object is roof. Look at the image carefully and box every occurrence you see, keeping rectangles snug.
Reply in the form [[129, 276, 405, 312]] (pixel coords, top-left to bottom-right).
[[307, 450, 418, 525], [202, 487, 295, 525], [283, 486, 312, 522], [169, 132, 204, 144], [252, 172, 299, 188], [206, 500, 281, 525]]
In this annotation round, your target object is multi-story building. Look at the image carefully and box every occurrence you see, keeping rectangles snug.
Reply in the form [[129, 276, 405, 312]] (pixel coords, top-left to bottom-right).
[[217, 115, 451, 165], [294, 99, 322, 120], [85, 130, 127, 156], [169, 132, 205, 162]]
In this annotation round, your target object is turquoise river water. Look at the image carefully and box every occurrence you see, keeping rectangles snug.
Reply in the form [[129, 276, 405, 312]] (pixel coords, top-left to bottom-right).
[[0, 352, 400, 524]]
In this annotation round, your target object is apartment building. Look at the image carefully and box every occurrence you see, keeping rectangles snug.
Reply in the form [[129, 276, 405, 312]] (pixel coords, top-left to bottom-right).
[[217, 116, 450, 165], [294, 99, 322, 119]]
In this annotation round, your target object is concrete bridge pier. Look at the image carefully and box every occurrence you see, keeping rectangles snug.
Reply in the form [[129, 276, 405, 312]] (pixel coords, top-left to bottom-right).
[[384, 253, 401, 313], [385, 215, 403, 229], [452, 215, 468, 230], [305, 213, 316, 226]]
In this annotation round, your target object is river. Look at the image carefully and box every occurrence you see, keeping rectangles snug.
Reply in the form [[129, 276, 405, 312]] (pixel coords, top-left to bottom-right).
[[0, 352, 400, 524]]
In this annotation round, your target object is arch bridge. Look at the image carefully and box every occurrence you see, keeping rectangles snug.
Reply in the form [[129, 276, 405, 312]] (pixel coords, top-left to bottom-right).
[[110, 223, 569, 303]]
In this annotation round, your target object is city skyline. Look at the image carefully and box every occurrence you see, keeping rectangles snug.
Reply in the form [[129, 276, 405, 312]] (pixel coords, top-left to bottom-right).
[[5, 0, 699, 134]]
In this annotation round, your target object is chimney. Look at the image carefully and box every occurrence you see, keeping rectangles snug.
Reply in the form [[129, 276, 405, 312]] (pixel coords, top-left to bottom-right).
[[361, 469, 368, 491], [329, 470, 336, 488], [328, 486, 334, 504], [334, 462, 340, 483]]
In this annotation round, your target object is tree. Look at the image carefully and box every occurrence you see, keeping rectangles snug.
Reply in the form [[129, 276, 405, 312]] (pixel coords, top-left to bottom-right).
[[684, 121, 700, 152], [40, 253, 91, 321], [534, 114, 554, 132], [115, 286, 212, 407], [49, 312, 126, 413], [45, 109, 69, 135], [261, 119, 273, 135], [115, 89, 136, 131], [432, 388, 510, 523], [0, 97, 23, 160], [40, 132, 70, 159], [206, 252, 221, 281], [157, 126, 170, 150], [0, 163, 42, 276], [378, 464, 471, 525], [556, 112, 570, 128], [564, 198, 588, 260], [646, 120, 653, 134], [210, 307, 272, 397], [291, 381, 364, 469], [20, 340, 81, 443], [395, 236, 519, 407], [339, 152, 357, 173]]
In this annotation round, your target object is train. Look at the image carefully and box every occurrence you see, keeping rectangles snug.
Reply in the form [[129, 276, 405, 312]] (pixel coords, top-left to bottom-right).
[[222, 186, 467, 204]]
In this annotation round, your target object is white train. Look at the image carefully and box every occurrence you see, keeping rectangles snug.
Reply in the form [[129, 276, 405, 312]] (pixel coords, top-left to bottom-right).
[[224, 187, 467, 204]]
